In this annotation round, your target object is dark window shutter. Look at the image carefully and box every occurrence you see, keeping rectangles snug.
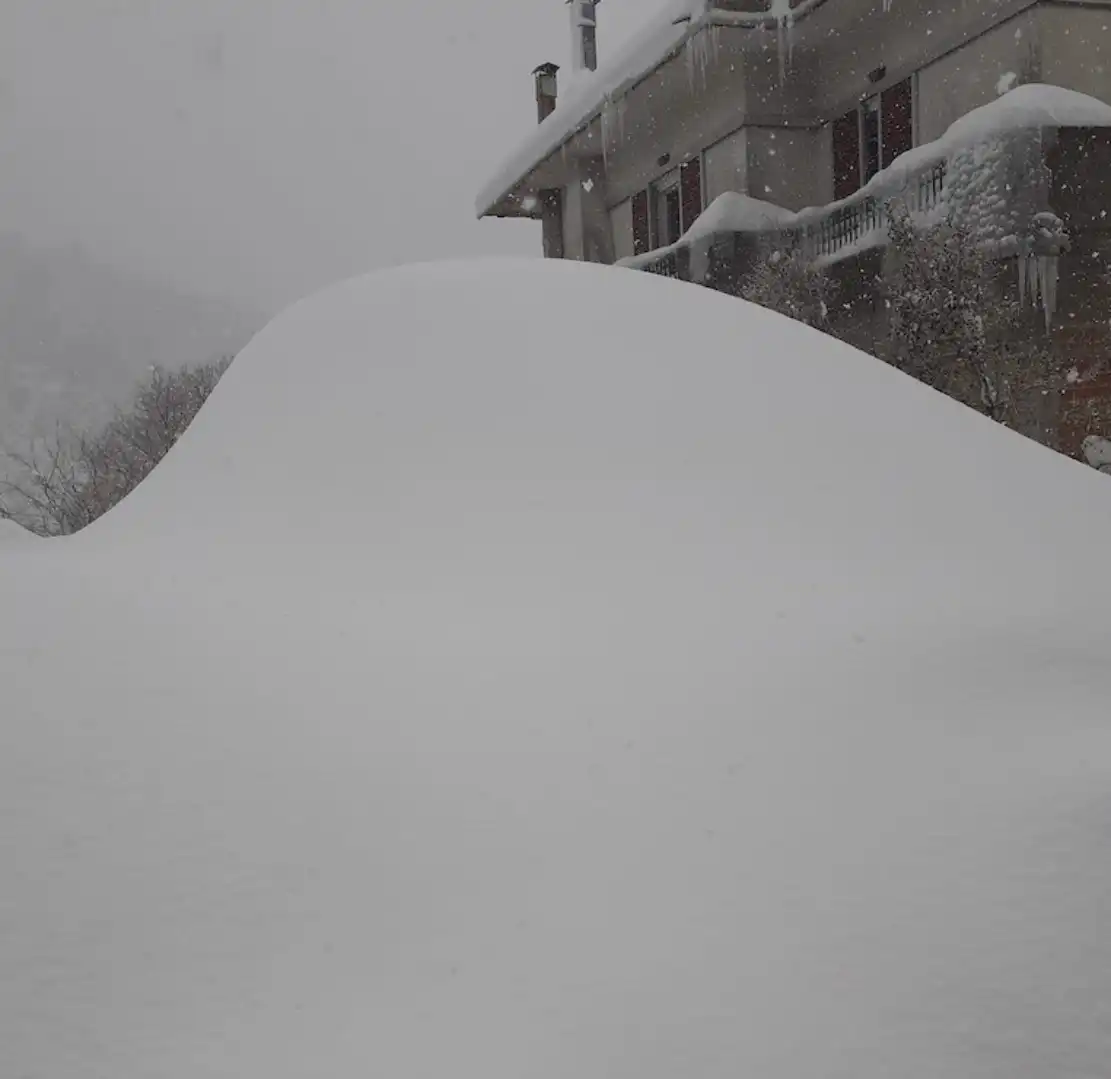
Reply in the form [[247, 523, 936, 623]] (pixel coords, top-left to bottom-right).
[[680, 157, 703, 233], [832, 109, 861, 200], [632, 189, 650, 255], [862, 98, 881, 182], [881, 77, 914, 166]]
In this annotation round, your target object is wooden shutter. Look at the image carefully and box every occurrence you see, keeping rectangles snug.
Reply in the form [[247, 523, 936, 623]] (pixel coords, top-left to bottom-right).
[[632, 189, 650, 255], [881, 77, 914, 166], [832, 109, 861, 201], [680, 157, 703, 233]]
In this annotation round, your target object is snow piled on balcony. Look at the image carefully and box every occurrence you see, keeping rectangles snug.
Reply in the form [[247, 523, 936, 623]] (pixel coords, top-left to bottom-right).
[[686, 191, 799, 241], [627, 84, 1111, 274], [817, 85, 1111, 222], [618, 192, 797, 271]]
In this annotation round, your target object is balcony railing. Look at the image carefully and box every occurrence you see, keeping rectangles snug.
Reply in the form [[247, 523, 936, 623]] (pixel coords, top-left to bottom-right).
[[795, 160, 948, 261], [640, 248, 681, 278], [632, 157, 949, 279]]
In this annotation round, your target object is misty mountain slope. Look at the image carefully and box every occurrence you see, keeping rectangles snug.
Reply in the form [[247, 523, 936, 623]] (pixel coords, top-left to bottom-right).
[[0, 233, 261, 453]]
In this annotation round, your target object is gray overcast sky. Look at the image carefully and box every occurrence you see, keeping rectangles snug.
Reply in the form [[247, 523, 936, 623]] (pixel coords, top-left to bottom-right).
[[0, 0, 664, 312]]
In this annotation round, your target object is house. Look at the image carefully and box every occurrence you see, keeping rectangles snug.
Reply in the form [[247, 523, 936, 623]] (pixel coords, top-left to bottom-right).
[[476, 0, 1111, 456], [477, 0, 1111, 264]]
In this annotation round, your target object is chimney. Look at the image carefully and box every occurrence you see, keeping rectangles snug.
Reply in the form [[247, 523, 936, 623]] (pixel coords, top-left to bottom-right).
[[533, 62, 560, 123], [568, 0, 600, 73]]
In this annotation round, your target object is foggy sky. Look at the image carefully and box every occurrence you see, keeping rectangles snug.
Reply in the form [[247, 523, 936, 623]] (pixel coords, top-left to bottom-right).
[[0, 0, 662, 313]]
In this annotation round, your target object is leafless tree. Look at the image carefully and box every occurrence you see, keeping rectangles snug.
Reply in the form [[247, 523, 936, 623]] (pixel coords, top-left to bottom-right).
[[1, 357, 231, 536]]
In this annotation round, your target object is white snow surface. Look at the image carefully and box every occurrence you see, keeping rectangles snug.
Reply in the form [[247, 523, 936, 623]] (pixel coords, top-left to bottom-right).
[[0, 519, 35, 545], [4, 259, 1111, 1078]]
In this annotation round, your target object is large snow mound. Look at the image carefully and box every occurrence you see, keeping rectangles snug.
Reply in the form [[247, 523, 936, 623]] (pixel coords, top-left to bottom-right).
[[4, 259, 1111, 1079]]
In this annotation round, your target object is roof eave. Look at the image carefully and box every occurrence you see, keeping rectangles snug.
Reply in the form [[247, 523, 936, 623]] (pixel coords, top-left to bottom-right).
[[477, 13, 714, 220], [477, 0, 836, 220]]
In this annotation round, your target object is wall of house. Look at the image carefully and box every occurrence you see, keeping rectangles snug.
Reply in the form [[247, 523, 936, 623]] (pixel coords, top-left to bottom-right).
[[814, 0, 1037, 117], [610, 197, 634, 261], [601, 36, 750, 207], [1038, 4, 1111, 104], [562, 181, 584, 261], [917, 9, 1039, 143], [745, 126, 831, 210], [562, 157, 614, 263], [737, 36, 820, 122], [704, 128, 748, 202]]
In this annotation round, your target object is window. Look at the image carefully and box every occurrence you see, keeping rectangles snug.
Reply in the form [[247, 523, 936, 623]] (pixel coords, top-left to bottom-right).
[[680, 156, 703, 235], [632, 190, 651, 255], [540, 189, 564, 260], [830, 76, 915, 199], [660, 185, 682, 246], [631, 156, 703, 253]]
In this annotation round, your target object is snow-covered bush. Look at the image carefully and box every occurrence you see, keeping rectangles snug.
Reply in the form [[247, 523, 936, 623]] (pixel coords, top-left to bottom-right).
[[884, 203, 1001, 408], [884, 202, 1069, 443], [1082, 435, 1111, 473], [739, 244, 837, 329], [0, 358, 232, 536]]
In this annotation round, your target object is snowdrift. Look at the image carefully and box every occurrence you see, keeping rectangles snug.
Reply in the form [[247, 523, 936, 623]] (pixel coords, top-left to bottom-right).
[[3, 259, 1111, 1079]]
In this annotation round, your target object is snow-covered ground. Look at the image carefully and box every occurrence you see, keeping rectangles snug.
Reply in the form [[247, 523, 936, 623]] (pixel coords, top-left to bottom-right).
[[3, 259, 1111, 1078]]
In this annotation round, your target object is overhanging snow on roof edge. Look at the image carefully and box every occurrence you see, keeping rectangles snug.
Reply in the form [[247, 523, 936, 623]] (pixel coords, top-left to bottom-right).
[[474, 0, 831, 219]]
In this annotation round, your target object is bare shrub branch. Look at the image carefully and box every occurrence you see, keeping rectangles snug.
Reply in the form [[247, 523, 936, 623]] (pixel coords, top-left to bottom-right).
[[1, 356, 232, 536], [739, 242, 838, 329]]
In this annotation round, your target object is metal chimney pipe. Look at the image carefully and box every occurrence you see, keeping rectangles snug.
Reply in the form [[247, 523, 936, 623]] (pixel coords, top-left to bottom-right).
[[568, 0, 600, 73], [533, 62, 560, 123]]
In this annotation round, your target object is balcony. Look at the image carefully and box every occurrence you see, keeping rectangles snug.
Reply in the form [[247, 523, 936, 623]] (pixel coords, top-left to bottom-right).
[[631, 155, 949, 281], [795, 160, 947, 262]]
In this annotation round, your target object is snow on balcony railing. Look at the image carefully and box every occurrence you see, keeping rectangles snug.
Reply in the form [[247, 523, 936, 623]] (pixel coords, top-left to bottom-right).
[[794, 160, 948, 262], [626, 86, 1111, 286], [625, 157, 948, 278], [641, 249, 682, 279]]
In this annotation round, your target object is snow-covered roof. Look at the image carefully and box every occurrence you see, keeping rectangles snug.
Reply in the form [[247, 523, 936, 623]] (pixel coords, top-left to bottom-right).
[[476, 0, 710, 218], [6, 258, 1111, 1077], [476, 0, 890, 217]]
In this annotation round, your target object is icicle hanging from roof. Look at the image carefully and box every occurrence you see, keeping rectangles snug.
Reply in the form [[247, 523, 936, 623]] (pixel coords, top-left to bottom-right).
[[766, 0, 796, 86], [684, 25, 718, 95]]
